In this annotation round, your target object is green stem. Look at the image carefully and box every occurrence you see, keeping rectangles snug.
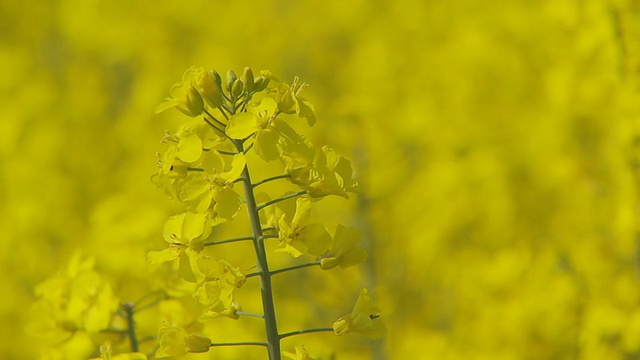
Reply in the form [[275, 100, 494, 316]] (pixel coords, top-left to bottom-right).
[[204, 235, 254, 247], [217, 106, 230, 120], [269, 261, 321, 276], [257, 191, 307, 211], [204, 109, 227, 128], [236, 311, 265, 319], [278, 327, 334, 340], [214, 149, 238, 156], [211, 342, 269, 348], [244, 142, 255, 153], [121, 303, 139, 352], [234, 139, 282, 360], [252, 174, 292, 189], [203, 117, 226, 136]]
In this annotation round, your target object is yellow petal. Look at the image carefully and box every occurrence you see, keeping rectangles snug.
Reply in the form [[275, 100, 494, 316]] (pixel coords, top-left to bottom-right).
[[226, 112, 259, 139]]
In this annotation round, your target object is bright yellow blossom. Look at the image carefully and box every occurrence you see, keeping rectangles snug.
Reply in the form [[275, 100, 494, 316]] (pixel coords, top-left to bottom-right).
[[333, 288, 386, 339], [277, 197, 331, 257]]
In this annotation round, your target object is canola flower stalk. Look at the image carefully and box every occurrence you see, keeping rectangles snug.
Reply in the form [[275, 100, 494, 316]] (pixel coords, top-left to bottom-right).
[[28, 67, 382, 360]]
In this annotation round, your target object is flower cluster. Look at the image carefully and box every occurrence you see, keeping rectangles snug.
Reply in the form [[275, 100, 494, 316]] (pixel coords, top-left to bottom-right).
[[26, 253, 120, 343], [149, 67, 382, 359], [28, 67, 383, 360]]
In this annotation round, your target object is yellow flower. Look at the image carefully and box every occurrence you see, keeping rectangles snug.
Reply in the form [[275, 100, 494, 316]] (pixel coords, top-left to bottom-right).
[[283, 346, 316, 360], [333, 288, 386, 339], [284, 146, 358, 199], [192, 254, 246, 319], [90, 342, 147, 360], [25, 253, 120, 341], [155, 323, 211, 358], [320, 225, 367, 270], [277, 197, 331, 257]]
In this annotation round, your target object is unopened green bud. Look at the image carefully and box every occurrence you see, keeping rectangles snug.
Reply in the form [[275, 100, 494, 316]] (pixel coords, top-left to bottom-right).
[[211, 70, 222, 87], [184, 85, 204, 116], [195, 70, 224, 108], [253, 76, 270, 92], [241, 67, 255, 92], [232, 79, 244, 98], [226, 70, 238, 92]]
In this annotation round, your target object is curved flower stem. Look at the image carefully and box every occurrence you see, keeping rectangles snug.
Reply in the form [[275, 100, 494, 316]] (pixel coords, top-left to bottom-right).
[[203, 117, 234, 143], [214, 149, 238, 156], [217, 105, 230, 120], [204, 109, 227, 128], [203, 117, 226, 136], [233, 139, 282, 360], [278, 327, 334, 340], [262, 226, 276, 232], [244, 142, 255, 154], [211, 341, 269, 348], [252, 174, 292, 189], [269, 261, 321, 276], [257, 191, 307, 211], [204, 235, 254, 247], [133, 294, 167, 313], [121, 302, 139, 352]]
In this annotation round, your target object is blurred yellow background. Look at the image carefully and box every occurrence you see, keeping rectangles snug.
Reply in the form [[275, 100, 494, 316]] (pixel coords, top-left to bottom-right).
[[3, 0, 640, 359]]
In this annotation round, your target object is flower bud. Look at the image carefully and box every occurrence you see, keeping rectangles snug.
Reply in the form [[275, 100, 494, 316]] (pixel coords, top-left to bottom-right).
[[241, 67, 255, 92], [195, 70, 224, 108], [232, 79, 244, 98], [254, 76, 270, 92], [184, 85, 204, 116], [226, 70, 238, 92], [211, 70, 222, 86]]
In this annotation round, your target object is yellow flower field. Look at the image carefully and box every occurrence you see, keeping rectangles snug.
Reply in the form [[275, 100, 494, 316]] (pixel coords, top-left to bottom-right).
[[2, 0, 640, 359]]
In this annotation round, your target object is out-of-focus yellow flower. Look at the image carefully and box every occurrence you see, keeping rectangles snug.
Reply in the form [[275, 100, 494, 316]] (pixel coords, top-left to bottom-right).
[[283, 346, 316, 360], [26, 253, 120, 341], [155, 323, 211, 358], [320, 225, 367, 270], [333, 288, 386, 339], [89, 342, 147, 360]]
